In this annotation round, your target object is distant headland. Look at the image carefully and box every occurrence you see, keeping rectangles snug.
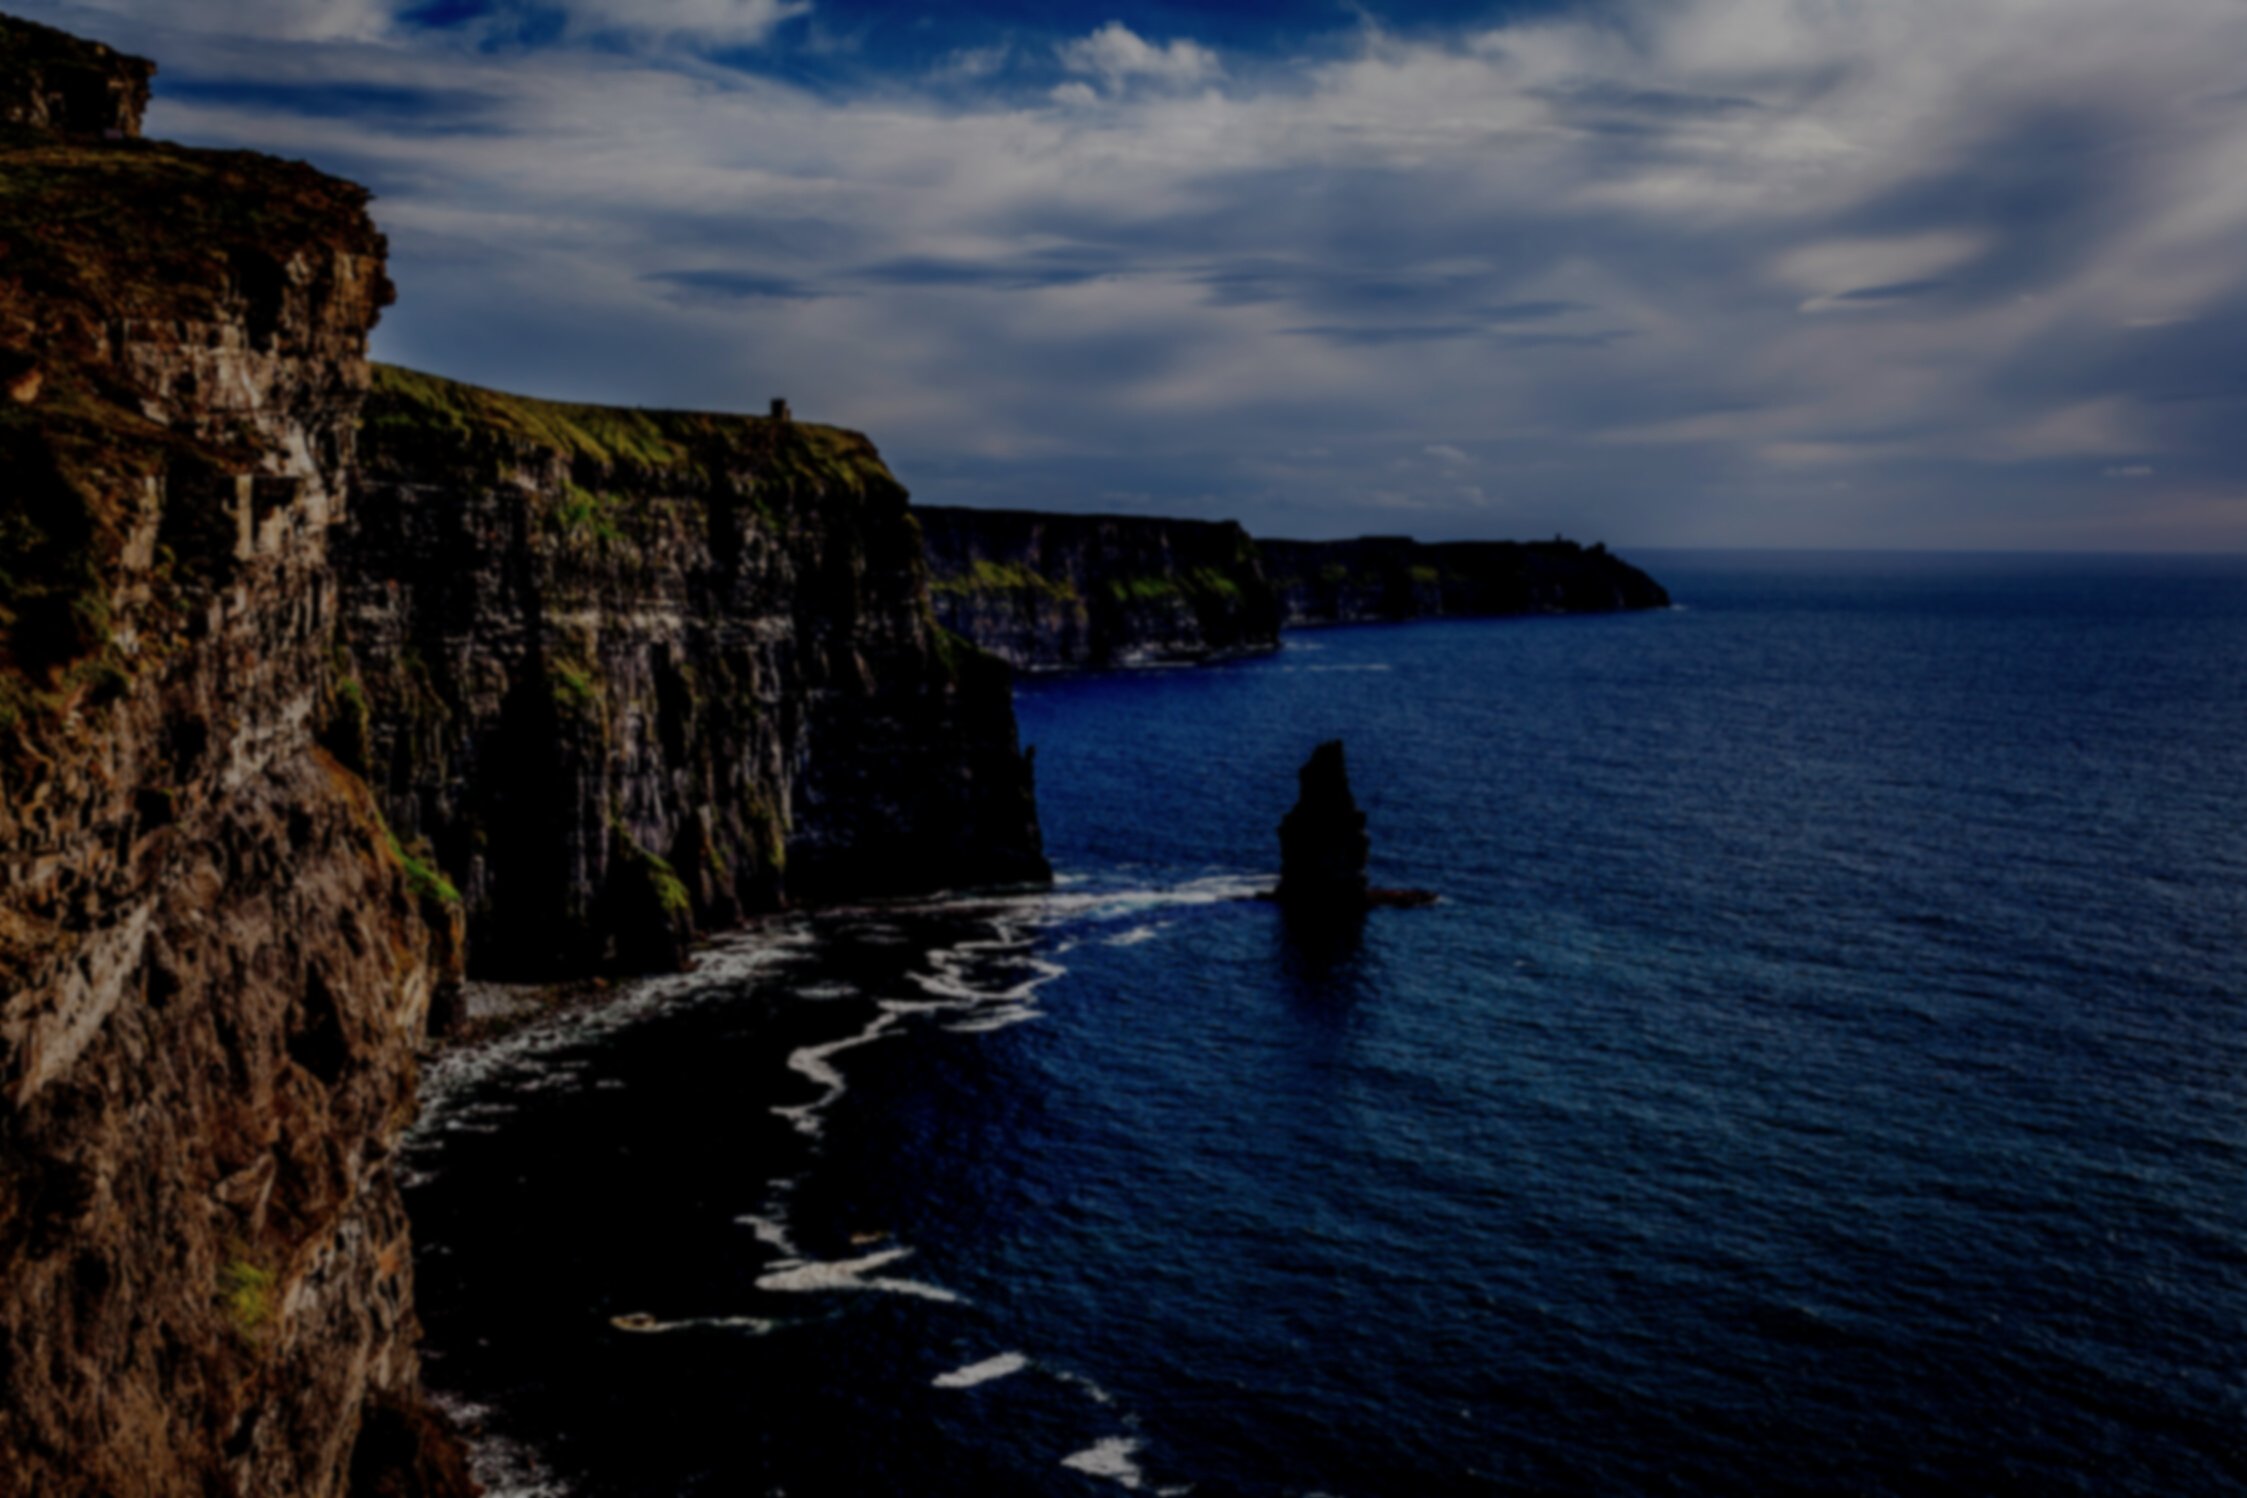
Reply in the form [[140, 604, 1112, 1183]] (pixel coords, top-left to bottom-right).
[[917, 505, 1670, 672]]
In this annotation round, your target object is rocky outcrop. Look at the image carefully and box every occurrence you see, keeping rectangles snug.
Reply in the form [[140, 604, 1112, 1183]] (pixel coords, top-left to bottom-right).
[[0, 12, 151, 137], [0, 17, 467, 1496], [1260, 536, 1670, 625], [334, 369, 1049, 979], [916, 505, 1280, 671], [1269, 740, 1434, 917], [1275, 741, 1370, 913]]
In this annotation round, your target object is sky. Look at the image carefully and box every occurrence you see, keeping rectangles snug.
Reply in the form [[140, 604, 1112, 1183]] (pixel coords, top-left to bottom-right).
[[19, 0, 2247, 549]]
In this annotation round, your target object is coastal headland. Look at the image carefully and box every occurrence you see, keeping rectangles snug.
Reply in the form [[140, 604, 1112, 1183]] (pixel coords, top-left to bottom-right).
[[0, 12, 1667, 1494]]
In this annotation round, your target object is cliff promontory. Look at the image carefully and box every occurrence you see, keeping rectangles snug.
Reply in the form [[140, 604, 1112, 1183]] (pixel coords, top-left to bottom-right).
[[916, 504, 1280, 671], [336, 372, 1049, 978], [1260, 535, 1670, 624], [919, 508, 1669, 670], [0, 17, 469, 1494]]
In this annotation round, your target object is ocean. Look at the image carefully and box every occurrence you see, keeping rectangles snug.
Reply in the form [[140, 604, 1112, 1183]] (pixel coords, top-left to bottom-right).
[[402, 550, 2247, 1496]]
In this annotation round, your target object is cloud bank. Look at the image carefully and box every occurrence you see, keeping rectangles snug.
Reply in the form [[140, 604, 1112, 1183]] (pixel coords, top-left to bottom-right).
[[23, 0, 2247, 548]]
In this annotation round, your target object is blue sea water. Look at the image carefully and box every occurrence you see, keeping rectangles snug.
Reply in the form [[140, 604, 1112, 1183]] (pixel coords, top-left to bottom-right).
[[403, 551, 2247, 1496]]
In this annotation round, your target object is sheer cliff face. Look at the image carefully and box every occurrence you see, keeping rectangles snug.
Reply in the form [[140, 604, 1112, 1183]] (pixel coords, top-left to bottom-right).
[[0, 20, 466, 1498], [1259, 537, 1672, 625], [335, 369, 1049, 979], [916, 505, 1282, 672]]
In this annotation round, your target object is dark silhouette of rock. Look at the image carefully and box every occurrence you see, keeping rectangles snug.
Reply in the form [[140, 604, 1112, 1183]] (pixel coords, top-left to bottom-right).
[[1277, 741, 1371, 910], [1272, 740, 1435, 914]]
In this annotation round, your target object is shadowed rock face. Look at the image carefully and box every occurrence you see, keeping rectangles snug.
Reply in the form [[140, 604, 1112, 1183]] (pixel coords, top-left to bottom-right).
[[0, 16, 470, 1497], [336, 368, 1050, 980], [0, 13, 152, 136], [917, 505, 1281, 671], [1260, 535, 1670, 625], [918, 509, 1669, 673], [1276, 741, 1372, 913]]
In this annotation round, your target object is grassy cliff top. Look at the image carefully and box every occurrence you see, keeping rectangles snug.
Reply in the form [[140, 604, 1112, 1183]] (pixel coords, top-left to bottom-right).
[[363, 364, 899, 497], [0, 135, 387, 336]]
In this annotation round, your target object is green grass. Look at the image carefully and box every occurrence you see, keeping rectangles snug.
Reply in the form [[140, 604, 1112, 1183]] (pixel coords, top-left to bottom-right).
[[930, 558, 1080, 601], [367, 364, 689, 470], [363, 365, 902, 504], [744, 794, 788, 873], [1106, 575, 1180, 605], [1182, 567, 1243, 602], [553, 482, 626, 544], [646, 854, 692, 917], [1106, 568, 1249, 607], [218, 1252, 276, 1339], [549, 658, 602, 718], [614, 828, 693, 917], [385, 828, 462, 907]]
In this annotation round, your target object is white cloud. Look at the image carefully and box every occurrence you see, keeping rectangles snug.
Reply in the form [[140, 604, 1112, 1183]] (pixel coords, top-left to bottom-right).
[[1775, 231, 1988, 311], [68, 0, 393, 42], [564, 0, 810, 46], [1059, 22, 1221, 92], [932, 43, 1011, 83], [61, 0, 2247, 549]]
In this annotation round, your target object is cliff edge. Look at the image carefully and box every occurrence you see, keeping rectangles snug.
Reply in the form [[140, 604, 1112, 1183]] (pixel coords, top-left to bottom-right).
[[337, 370, 1050, 978], [0, 16, 469, 1496]]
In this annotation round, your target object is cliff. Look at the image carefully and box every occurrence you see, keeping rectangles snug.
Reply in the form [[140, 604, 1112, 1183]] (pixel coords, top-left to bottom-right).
[[1260, 536, 1670, 624], [0, 11, 150, 135], [335, 370, 1049, 979], [0, 17, 469, 1497], [916, 504, 1280, 671], [918, 508, 1668, 669]]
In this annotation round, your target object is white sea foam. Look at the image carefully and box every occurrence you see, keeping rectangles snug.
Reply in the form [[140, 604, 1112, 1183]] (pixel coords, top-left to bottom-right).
[[1061, 1437, 1145, 1489], [735, 1213, 798, 1257], [755, 1245, 961, 1303], [609, 1312, 775, 1335], [773, 1009, 907, 1136], [427, 1392, 573, 1498], [406, 923, 817, 1172], [1053, 1369, 1118, 1407], [418, 874, 1271, 1490], [932, 1351, 1029, 1389], [945, 1006, 1043, 1035]]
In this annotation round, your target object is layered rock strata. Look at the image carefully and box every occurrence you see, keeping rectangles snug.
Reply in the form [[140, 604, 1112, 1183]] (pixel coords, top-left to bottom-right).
[[1260, 535, 1670, 624], [0, 19, 468, 1496], [335, 368, 1050, 979], [915, 504, 1281, 671]]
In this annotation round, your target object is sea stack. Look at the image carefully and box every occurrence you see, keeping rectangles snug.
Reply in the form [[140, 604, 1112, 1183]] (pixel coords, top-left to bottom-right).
[[1277, 740, 1373, 911]]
